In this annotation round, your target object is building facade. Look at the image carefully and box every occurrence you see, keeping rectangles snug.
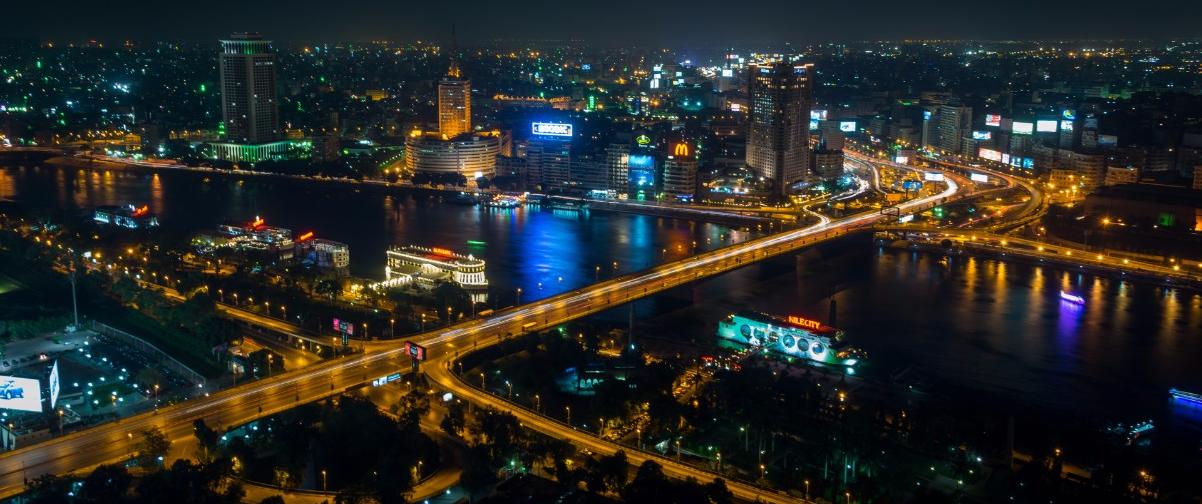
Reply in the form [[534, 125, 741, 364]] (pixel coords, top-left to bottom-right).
[[438, 65, 472, 138], [219, 34, 280, 146], [746, 61, 814, 195], [404, 133, 500, 179], [662, 141, 698, 198]]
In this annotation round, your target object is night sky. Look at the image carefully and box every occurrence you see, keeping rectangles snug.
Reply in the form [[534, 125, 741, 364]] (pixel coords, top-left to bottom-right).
[[8, 0, 1202, 45]]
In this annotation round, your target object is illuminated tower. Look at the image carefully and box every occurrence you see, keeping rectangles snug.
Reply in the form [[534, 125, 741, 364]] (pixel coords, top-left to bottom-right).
[[219, 33, 279, 144], [746, 61, 813, 196], [438, 38, 471, 138]]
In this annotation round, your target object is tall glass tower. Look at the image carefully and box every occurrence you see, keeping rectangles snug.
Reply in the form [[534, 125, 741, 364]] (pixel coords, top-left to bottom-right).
[[746, 61, 814, 196]]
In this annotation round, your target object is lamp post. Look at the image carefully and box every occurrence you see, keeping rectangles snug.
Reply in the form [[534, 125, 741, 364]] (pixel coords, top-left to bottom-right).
[[533, 394, 540, 413], [321, 469, 327, 491], [565, 406, 571, 426], [390, 318, 395, 338], [804, 480, 810, 501], [516, 287, 522, 305]]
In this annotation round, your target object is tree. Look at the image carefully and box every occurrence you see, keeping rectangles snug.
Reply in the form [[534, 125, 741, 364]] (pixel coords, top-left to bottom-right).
[[585, 450, 629, 494], [459, 445, 498, 497], [258, 496, 287, 504], [24, 473, 73, 504], [80, 463, 132, 502], [440, 399, 466, 437], [193, 419, 220, 463], [135, 427, 171, 469], [314, 277, 341, 300]]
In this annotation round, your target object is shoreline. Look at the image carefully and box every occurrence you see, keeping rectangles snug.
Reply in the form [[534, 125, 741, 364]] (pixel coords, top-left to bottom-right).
[[37, 155, 773, 227]]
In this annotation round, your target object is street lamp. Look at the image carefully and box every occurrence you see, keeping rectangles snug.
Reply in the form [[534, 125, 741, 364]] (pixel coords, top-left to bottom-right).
[[390, 318, 395, 338], [534, 394, 540, 413], [565, 406, 571, 426], [804, 480, 810, 500], [505, 380, 513, 398], [321, 469, 327, 491]]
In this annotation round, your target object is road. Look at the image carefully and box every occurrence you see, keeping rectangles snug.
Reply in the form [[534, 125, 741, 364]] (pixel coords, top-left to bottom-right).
[[0, 169, 961, 501]]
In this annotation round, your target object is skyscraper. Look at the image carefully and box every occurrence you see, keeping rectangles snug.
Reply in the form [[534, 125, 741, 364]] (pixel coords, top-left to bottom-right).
[[214, 33, 288, 162], [219, 33, 279, 145], [438, 58, 472, 138], [746, 61, 813, 196]]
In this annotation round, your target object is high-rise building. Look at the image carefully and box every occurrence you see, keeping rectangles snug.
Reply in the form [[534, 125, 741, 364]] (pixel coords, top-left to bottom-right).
[[934, 104, 972, 154], [663, 141, 698, 199], [606, 143, 631, 193], [746, 61, 814, 195], [214, 33, 289, 162], [526, 138, 571, 190], [438, 59, 472, 138], [219, 33, 279, 145]]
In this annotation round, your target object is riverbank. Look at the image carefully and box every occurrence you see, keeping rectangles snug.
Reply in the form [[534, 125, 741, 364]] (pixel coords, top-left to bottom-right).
[[880, 237, 1202, 291], [41, 155, 774, 227]]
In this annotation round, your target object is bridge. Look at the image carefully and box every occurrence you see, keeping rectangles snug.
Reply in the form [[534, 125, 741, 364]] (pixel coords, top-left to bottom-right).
[[0, 170, 965, 501]]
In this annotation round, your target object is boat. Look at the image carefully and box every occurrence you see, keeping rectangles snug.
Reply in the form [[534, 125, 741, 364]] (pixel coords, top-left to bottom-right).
[[546, 201, 588, 212], [1059, 289, 1085, 305], [1170, 388, 1202, 405], [448, 192, 479, 206], [716, 311, 864, 367], [482, 194, 523, 209]]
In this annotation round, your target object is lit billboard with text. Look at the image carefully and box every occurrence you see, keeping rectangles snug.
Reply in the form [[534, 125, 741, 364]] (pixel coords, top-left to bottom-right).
[[838, 121, 856, 133], [972, 131, 992, 140], [1012, 122, 1034, 135], [985, 114, 1002, 127], [532, 122, 573, 137], [1036, 120, 1058, 133], [0, 376, 43, 412], [924, 172, 945, 182], [979, 148, 1003, 162], [970, 173, 989, 183]]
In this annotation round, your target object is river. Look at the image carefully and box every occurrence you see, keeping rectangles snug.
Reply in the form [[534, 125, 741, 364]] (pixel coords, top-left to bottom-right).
[[4, 162, 1200, 421]]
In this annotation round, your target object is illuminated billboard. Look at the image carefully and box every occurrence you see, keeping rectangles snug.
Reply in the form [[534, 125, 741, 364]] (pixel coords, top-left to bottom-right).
[[1062, 109, 1076, 120], [923, 110, 932, 121], [532, 122, 573, 137], [985, 114, 1002, 127], [0, 376, 43, 412], [1036, 120, 1058, 133], [1099, 134, 1118, 146], [972, 131, 992, 140], [970, 173, 989, 183], [1022, 158, 1035, 169], [979, 148, 1003, 162], [924, 172, 945, 182], [810, 110, 828, 121], [404, 342, 427, 361], [894, 156, 909, 164], [48, 360, 60, 409], [1012, 122, 1034, 135], [1060, 120, 1074, 132], [838, 121, 856, 133]]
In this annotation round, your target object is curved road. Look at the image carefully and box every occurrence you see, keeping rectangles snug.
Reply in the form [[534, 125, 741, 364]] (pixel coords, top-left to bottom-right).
[[0, 173, 962, 501]]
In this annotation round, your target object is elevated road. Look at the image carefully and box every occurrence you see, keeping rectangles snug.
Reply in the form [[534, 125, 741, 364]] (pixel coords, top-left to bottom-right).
[[0, 172, 962, 500]]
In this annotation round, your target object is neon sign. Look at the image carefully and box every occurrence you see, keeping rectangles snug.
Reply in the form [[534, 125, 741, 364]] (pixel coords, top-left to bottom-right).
[[635, 134, 652, 147], [297, 231, 315, 242], [786, 315, 822, 330], [132, 205, 149, 217], [431, 247, 455, 257], [674, 143, 690, 156], [532, 122, 572, 137], [250, 216, 265, 228]]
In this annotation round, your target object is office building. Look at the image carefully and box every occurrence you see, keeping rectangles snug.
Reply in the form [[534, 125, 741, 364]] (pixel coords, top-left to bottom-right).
[[663, 141, 698, 198], [812, 149, 845, 179], [605, 143, 631, 193], [934, 105, 972, 154], [212, 33, 289, 162], [526, 139, 572, 190], [746, 61, 814, 195], [404, 132, 499, 179], [438, 61, 471, 138]]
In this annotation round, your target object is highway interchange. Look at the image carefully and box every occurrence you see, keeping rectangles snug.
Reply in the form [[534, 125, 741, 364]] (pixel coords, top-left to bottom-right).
[[0, 162, 965, 501]]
